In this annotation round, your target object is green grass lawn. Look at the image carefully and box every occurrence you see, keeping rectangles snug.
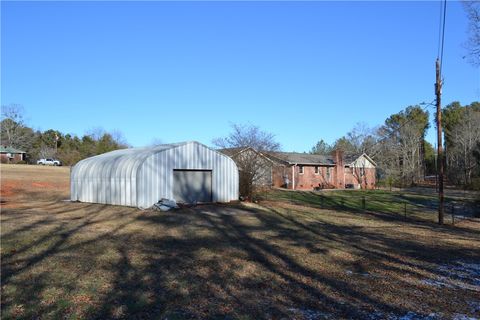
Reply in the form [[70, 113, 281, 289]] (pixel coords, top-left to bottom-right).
[[260, 188, 478, 223]]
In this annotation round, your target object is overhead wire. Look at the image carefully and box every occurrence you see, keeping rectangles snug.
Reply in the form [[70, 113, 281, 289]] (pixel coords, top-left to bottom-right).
[[373, 1, 447, 152], [439, 0, 447, 77], [437, 0, 443, 59], [359, 1, 447, 158], [364, 102, 436, 155]]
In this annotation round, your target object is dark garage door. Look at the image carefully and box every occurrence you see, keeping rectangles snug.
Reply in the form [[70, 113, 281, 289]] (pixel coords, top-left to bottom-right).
[[173, 170, 212, 203]]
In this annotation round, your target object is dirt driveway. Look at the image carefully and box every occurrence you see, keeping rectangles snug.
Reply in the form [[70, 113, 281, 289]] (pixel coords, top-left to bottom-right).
[[1, 164, 70, 203]]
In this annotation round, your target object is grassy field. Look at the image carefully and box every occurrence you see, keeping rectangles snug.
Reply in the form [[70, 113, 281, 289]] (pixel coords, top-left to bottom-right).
[[1, 164, 479, 319], [261, 187, 479, 223]]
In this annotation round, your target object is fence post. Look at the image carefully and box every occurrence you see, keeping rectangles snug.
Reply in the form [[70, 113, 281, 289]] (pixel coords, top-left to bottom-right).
[[452, 203, 455, 225], [404, 202, 407, 219], [362, 196, 366, 211]]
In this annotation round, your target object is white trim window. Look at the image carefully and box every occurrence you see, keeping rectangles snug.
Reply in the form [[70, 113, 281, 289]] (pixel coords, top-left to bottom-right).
[[299, 165, 304, 174], [314, 166, 319, 175]]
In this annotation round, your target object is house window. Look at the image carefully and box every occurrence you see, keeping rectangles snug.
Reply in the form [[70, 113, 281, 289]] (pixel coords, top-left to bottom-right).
[[326, 167, 330, 181], [315, 166, 319, 174], [299, 165, 304, 174], [360, 167, 365, 176]]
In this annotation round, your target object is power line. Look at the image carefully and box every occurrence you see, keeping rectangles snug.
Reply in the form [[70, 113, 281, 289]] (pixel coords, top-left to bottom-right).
[[437, 0, 443, 59], [367, 102, 435, 153], [439, 0, 447, 76]]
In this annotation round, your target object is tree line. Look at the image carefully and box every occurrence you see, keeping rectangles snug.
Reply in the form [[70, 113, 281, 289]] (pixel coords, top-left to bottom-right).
[[1, 104, 129, 166], [3, 102, 480, 190], [310, 102, 480, 189]]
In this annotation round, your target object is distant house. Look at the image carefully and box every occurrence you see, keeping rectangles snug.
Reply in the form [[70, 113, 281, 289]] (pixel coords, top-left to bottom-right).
[[0, 146, 26, 163], [221, 148, 377, 190]]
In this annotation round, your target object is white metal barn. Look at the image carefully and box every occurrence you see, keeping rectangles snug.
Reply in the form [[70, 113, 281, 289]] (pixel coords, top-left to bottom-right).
[[70, 141, 239, 208]]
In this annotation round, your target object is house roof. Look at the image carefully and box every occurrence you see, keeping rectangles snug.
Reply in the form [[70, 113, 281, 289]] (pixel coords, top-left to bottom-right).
[[219, 147, 275, 164], [0, 146, 26, 153], [219, 147, 377, 167], [343, 152, 377, 167], [265, 152, 336, 165], [218, 147, 250, 157], [343, 153, 360, 164]]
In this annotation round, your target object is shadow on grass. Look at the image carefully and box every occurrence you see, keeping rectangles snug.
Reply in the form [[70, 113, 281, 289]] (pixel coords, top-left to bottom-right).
[[1, 195, 479, 319], [266, 189, 480, 228]]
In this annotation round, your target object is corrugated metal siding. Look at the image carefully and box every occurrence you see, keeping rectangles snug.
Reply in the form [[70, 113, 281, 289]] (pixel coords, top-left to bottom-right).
[[71, 141, 239, 208]]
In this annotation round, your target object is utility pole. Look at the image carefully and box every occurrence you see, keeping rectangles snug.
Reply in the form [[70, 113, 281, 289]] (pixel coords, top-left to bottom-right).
[[435, 58, 444, 225], [434, 142, 438, 192], [55, 133, 59, 155]]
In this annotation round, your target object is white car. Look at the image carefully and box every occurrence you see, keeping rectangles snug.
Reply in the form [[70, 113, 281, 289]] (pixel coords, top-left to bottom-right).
[[37, 158, 61, 166]]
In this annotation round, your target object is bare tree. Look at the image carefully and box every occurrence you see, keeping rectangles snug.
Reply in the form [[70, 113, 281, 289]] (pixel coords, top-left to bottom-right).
[[446, 108, 480, 184], [347, 122, 380, 156], [85, 127, 106, 141], [39, 145, 56, 159], [110, 129, 129, 148], [376, 134, 402, 187], [398, 122, 425, 184], [376, 106, 429, 186], [333, 122, 380, 158], [463, 1, 480, 66], [85, 127, 129, 151], [213, 123, 280, 152], [213, 124, 280, 200], [0, 104, 34, 150], [230, 148, 274, 199]]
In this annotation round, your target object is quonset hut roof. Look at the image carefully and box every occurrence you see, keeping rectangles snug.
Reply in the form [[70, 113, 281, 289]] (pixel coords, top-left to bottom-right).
[[72, 142, 188, 180], [71, 141, 239, 208]]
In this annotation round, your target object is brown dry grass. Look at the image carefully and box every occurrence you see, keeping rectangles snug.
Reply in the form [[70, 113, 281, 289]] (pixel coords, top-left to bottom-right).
[[1, 164, 479, 319]]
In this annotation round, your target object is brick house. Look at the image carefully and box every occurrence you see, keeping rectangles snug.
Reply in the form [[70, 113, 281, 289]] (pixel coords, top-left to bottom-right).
[[343, 153, 377, 189], [265, 150, 376, 190], [222, 148, 377, 190], [0, 146, 26, 163]]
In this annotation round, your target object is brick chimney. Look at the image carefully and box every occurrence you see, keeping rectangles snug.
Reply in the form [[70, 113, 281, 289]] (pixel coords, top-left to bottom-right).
[[331, 149, 345, 189]]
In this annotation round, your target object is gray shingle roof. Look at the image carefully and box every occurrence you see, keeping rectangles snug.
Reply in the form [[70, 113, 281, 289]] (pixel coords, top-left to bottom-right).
[[343, 153, 361, 164], [218, 147, 249, 157], [266, 152, 335, 165], [219, 148, 376, 167], [0, 146, 26, 153], [343, 153, 377, 167]]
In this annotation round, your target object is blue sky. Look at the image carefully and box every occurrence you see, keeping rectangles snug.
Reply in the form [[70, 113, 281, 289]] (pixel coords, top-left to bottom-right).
[[2, 1, 478, 152]]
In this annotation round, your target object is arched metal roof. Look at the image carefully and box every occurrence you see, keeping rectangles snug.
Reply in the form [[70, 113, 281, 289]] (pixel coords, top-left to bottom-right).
[[71, 141, 239, 207]]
